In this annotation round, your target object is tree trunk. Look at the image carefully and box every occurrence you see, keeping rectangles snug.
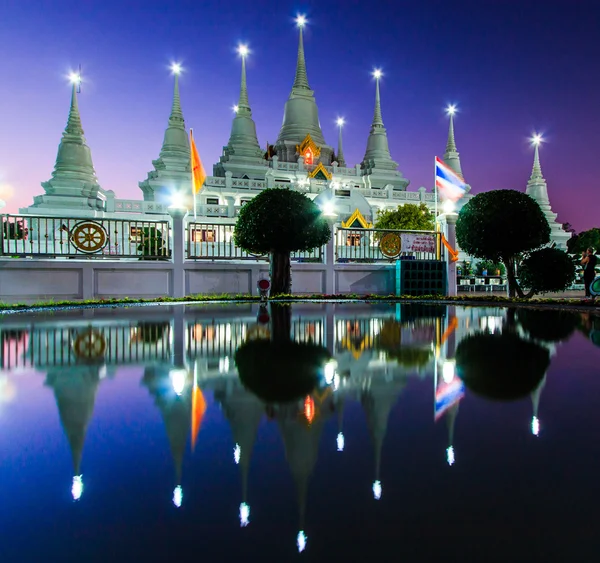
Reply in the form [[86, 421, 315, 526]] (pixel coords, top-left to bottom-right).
[[270, 250, 291, 296], [270, 303, 291, 343], [503, 255, 524, 298]]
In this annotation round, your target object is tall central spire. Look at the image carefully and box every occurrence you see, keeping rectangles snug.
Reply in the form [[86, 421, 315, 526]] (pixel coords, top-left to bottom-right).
[[276, 15, 327, 151], [65, 81, 84, 136], [530, 139, 543, 181], [336, 118, 346, 167], [443, 105, 463, 177], [361, 69, 398, 171], [293, 19, 310, 91], [158, 64, 189, 161]]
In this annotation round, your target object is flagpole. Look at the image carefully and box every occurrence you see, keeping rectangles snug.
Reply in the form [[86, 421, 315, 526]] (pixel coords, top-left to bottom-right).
[[434, 157, 438, 226], [190, 128, 197, 219]]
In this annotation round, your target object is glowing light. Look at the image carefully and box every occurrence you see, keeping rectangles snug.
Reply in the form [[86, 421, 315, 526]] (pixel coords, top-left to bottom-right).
[[297, 530, 307, 552], [219, 356, 230, 373], [72, 475, 83, 501], [337, 432, 345, 452], [237, 44, 249, 57], [324, 359, 337, 385], [232, 104, 239, 113], [239, 502, 250, 527], [68, 72, 81, 85], [442, 199, 456, 214], [372, 480, 382, 500], [531, 416, 540, 436], [336, 117, 345, 127], [304, 396, 315, 424], [295, 14, 307, 28], [442, 359, 456, 384], [170, 62, 182, 75], [234, 443, 241, 464], [372, 68, 383, 79], [170, 368, 187, 396], [531, 133, 543, 146], [173, 485, 183, 507], [447, 446, 455, 466], [446, 104, 457, 116], [333, 373, 340, 391], [169, 190, 186, 209], [320, 200, 337, 218]]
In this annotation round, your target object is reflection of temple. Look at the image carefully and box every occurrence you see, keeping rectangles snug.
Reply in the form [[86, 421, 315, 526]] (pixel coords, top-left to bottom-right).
[[5, 302, 568, 552], [45, 366, 101, 500]]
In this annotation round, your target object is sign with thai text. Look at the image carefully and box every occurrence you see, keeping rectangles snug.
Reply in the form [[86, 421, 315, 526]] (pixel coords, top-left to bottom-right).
[[401, 233, 436, 254]]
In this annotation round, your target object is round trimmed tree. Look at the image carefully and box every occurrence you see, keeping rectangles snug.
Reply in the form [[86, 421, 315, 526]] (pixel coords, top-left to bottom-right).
[[234, 189, 331, 295], [518, 247, 576, 297], [456, 190, 551, 297]]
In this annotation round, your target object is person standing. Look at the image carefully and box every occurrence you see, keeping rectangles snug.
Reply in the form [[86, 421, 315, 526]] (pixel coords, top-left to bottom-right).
[[581, 248, 598, 298]]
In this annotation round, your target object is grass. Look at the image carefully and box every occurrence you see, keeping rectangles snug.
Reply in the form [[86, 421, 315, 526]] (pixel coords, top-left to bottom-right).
[[0, 292, 598, 314]]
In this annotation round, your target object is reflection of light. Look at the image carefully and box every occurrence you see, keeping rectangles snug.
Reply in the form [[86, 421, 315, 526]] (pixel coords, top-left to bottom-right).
[[333, 373, 340, 391], [531, 416, 540, 436], [481, 316, 502, 333], [447, 446, 455, 466], [324, 359, 337, 384], [239, 502, 250, 526], [234, 443, 241, 464], [72, 475, 83, 501], [442, 359, 455, 383], [297, 530, 307, 552], [170, 369, 187, 395], [219, 356, 230, 373], [337, 432, 345, 452], [173, 485, 183, 507], [372, 480, 382, 500], [320, 200, 336, 217], [304, 396, 315, 424], [443, 199, 455, 214], [169, 191, 186, 209]]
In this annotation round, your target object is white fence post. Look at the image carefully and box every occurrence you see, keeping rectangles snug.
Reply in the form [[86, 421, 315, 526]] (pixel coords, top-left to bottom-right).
[[325, 222, 336, 295], [168, 207, 188, 298], [439, 212, 458, 296]]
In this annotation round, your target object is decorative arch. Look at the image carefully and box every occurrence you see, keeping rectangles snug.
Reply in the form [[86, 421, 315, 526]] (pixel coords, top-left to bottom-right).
[[308, 162, 332, 181], [341, 208, 373, 229], [296, 134, 321, 165]]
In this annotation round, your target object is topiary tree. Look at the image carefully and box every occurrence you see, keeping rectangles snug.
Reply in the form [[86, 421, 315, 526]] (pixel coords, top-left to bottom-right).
[[456, 190, 550, 297], [374, 203, 434, 240], [518, 247, 576, 297], [233, 189, 331, 295]]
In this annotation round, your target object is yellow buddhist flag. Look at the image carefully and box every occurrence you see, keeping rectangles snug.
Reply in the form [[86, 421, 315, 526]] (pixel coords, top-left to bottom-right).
[[190, 128, 206, 195], [191, 382, 206, 451]]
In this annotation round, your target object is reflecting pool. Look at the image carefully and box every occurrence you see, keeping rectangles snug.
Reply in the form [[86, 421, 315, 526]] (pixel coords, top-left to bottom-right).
[[1, 302, 600, 561]]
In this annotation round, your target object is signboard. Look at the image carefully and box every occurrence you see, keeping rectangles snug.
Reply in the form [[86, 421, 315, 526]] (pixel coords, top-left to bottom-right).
[[401, 233, 436, 254]]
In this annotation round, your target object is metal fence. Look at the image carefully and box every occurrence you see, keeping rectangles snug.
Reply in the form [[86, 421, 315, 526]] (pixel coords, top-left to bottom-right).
[[335, 227, 443, 263], [0, 214, 171, 259], [186, 222, 324, 262]]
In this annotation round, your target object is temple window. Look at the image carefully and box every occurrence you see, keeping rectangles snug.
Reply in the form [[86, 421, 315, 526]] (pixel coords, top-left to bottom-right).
[[304, 148, 313, 165], [191, 229, 216, 243], [206, 198, 219, 205], [347, 234, 361, 247]]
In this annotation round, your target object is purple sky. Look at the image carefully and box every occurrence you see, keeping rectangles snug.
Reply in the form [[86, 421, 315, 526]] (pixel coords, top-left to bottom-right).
[[0, 0, 596, 230]]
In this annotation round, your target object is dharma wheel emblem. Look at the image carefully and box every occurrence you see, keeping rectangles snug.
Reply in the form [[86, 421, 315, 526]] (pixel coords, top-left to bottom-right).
[[379, 232, 402, 258], [70, 221, 108, 253], [73, 329, 107, 361]]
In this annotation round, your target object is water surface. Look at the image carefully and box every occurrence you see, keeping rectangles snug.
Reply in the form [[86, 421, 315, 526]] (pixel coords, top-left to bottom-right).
[[1, 303, 599, 562]]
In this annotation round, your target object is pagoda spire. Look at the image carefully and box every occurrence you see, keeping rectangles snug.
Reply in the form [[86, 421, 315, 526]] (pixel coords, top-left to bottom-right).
[[530, 138, 544, 181], [276, 15, 328, 152], [336, 118, 346, 168], [443, 105, 463, 177], [292, 17, 310, 91], [361, 69, 398, 171], [158, 64, 190, 161], [65, 81, 84, 136], [221, 45, 263, 160]]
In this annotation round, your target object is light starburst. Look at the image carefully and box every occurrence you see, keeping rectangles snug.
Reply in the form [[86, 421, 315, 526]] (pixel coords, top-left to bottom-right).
[[237, 44, 249, 57], [531, 133, 544, 146], [336, 117, 345, 127], [170, 62, 183, 75], [68, 72, 81, 85], [372, 68, 383, 80], [295, 14, 307, 28], [446, 104, 457, 116]]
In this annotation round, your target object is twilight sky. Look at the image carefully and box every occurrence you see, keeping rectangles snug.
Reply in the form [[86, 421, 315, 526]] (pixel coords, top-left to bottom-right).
[[0, 0, 596, 230]]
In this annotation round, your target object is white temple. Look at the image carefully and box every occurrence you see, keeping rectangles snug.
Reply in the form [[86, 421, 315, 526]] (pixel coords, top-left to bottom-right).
[[19, 16, 568, 249]]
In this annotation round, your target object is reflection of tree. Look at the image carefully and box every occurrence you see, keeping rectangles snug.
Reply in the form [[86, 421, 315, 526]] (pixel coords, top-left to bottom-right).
[[456, 331, 550, 401], [517, 309, 579, 343], [375, 320, 433, 368], [235, 305, 330, 403]]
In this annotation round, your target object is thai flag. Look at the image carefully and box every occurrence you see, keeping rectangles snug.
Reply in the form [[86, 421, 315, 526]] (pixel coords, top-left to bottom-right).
[[434, 377, 465, 420], [435, 157, 467, 202]]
